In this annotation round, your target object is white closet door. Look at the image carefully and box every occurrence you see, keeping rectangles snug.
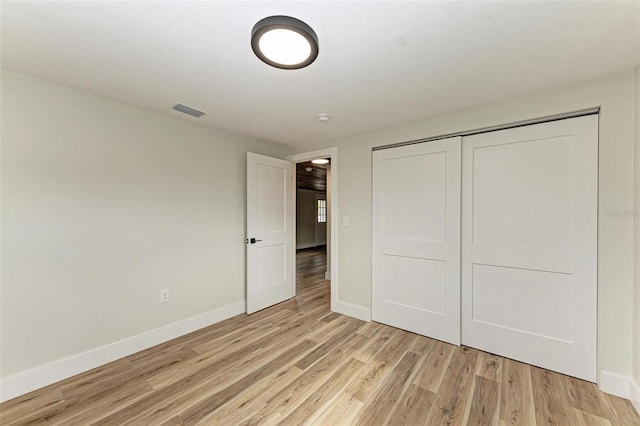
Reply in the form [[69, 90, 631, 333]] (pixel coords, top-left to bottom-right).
[[373, 137, 461, 345], [461, 116, 598, 381]]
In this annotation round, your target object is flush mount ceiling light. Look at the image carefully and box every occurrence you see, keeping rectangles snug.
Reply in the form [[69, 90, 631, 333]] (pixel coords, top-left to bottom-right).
[[251, 16, 319, 69], [311, 158, 329, 165], [317, 113, 331, 122]]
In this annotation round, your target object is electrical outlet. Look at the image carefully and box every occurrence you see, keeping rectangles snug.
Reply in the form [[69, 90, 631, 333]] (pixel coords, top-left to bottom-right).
[[160, 289, 169, 303]]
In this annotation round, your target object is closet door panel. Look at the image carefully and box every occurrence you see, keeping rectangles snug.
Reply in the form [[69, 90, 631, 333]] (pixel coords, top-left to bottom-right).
[[373, 137, 462, 345], [461, 115, 598, 381]]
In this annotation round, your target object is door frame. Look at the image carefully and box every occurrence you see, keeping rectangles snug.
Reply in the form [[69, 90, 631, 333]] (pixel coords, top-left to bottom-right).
[[287, 148, 339, 314]]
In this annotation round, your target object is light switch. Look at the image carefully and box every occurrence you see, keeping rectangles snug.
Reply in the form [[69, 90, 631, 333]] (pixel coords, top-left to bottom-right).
[[342, 216, 349, 227]]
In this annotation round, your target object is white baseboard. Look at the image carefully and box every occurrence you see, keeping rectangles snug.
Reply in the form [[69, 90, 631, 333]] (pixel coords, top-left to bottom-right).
[[0, 301, 246, 403], [296, 243, 318, 250], [334, 299, 371, 322], [599, 370, 640, 415], [296, 243, 327, 250], [325, 271, 331, 280], [599, 371, 630, 399], [631, 377, 640, 415]]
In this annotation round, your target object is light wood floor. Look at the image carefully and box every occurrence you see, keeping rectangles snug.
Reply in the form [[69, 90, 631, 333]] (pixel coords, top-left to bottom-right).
[[1, 246, 639, 425]]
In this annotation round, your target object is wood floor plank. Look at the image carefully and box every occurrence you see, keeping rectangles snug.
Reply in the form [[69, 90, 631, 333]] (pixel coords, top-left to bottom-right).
[[190, 310, 290, 354], [476, 351, 504, 383], [94, 325, 316, 424], [601, 392, 640, 425], [144, 326, 283, 389], [146, 306, 325, 391], [387, 384, 436, 426], [127, 335, 316, 425], [306, 392, 364, 426], [572, 408, 613, 426], [240, 335, 367, 426], [0, 387, 65, 423], [4, 365, 158, 425], [302, 316, 342, 343], [279, 357, 365, 424], [62, 348, 198, 403], [53, 358, 131, 395], [565, 374, 613, 420], [0, 396, 68, 425], [161, 415, 186, 426], [355, 320, 384, 338], [530, 365, 578, 426], [58, 381, 155, 425], [354, 351, 423, 425], [320, 311, 342, 323], [351, 325, 396, 363], [412, 339, 455, 393], [3, 247, 639, 425], [294, 318, 364, 370], [193, 365, 304, 426], [128, 304, 290, 362], [425, 346, 480, 425], [178, 339, 318, 425], [345, 330, 416, 402], [466, 375, 500, 426], [500, 358, 536, 425], [407, 334, 436, 355]]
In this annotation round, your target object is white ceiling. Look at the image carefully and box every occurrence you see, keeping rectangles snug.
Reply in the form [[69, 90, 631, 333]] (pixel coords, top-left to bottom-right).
[[2, 1, 638, 148]]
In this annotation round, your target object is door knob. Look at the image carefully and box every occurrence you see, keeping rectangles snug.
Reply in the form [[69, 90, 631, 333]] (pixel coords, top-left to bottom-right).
[[248, 238, 263, 244]]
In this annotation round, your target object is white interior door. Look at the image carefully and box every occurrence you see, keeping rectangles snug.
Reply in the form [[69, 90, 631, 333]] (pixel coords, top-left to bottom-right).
[[373, 137, 462, 345], [246, 152, 294, 314], [461, 116, 598, 381]]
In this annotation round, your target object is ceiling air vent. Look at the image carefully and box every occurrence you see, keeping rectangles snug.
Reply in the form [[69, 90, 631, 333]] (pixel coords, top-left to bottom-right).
[[172, 103, 205, 118]]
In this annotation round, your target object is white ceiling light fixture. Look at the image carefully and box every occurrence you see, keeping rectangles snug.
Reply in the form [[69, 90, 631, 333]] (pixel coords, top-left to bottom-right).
[[311, 158, 329, 165], [317, 113, 331, 122], [251, 16, 319, 70]]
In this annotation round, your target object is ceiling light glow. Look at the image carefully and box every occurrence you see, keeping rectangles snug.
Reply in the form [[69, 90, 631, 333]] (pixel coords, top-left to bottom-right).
[[311, 158, 329, 165], [252, 16, 318, 70], [259, 29, 311, 66]]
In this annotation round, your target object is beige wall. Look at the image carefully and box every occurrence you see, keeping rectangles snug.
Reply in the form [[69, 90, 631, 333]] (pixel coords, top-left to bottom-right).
[[298, 70, 637, 378], [0, 70, 288, 377], [634, 66, 640, 386], [2, 65, 638, 389]]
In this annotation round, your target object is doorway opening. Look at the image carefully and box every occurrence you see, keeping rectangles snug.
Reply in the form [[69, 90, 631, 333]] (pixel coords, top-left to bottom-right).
[[295, 160, 329, 296], [287, 148, 338, 313]]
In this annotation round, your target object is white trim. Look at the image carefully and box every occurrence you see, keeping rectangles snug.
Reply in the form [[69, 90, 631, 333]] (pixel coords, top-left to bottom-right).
[[0, 301, 246, 402], [334, 299, 371, 322], [287, 149, 370, 325], [325, 271, 331, 280], [598, 371, 640, 415], [287, 147, 339, 317], [631, 378, 640, 415], [598, 370, 640, 414]]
